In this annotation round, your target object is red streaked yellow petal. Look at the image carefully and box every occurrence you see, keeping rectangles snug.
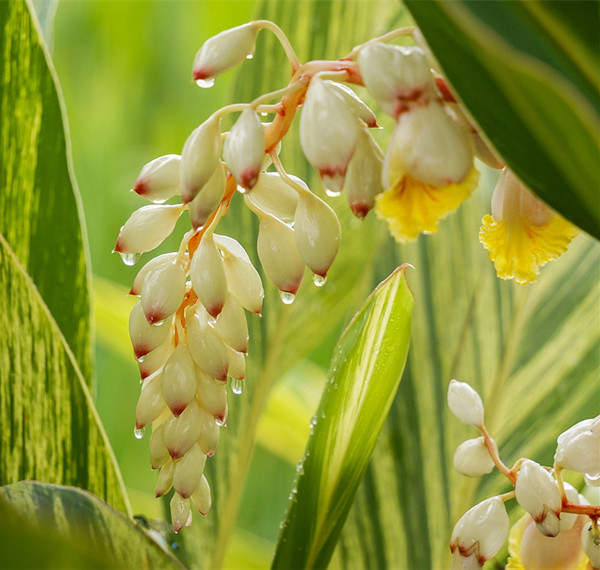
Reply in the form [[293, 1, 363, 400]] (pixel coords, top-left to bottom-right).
[[479, 212, 578, 285], [375, 167, 479, 242]]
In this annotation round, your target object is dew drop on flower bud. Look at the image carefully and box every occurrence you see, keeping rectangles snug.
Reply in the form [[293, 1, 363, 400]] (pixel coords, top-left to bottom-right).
[[312, 274, 327, 287], [134, 427, 145, 440], [215, 416, 226, 427], [325, 188, 343, 198], [246, 54, 253, 60], [236, 184, 250, 195], [231, 378, 244, 395], [280, 291, 296, 305], [119, 252, 141, 266], [196, 78, 215, 88]]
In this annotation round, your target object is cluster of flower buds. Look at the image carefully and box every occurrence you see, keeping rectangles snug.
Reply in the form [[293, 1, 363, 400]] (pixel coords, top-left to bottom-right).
[[447, 380, 600, 568]]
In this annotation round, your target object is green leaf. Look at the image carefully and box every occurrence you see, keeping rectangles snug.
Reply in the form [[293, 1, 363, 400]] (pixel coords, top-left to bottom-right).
[[331, 184, 600, 569], [0, 0, 127, 512], [0, 481, 184, 569], [403, 0, 600, 238], [272, 266, 413, 569]]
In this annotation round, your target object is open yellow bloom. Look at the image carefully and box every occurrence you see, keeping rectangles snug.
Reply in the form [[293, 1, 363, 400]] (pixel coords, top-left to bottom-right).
[[376, 167, 479, 242], [507, 513, 589, 570], [479, 169, 578, 285]]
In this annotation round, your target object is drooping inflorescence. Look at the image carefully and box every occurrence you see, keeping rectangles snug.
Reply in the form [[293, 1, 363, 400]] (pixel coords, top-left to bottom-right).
[[447, 380, 600, 569], [115, 21, 583, 532]]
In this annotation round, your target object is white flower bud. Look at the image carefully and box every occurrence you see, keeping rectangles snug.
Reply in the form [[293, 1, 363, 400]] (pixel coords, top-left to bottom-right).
[[141, 256, 186, 324], [582, 520, 600, 568], [196, 367, 228, 422], [555, 417, 600, 475], [180, 116, 223, 203], [294, 190, 341, 279], [447, 380, 485, 428], [173, 443, 207, 499], [215, 234, 264, 314], [149, 421, 169, 469], [190, 232, 228, 318], [223, 108, 265, 190], [214, 294, 248, 353], [129, 301, 172, 359], [227, 347, 246, 380], [191, 475, 211, 515], [243, 172, 299, 222], [382, 101, 473, 188], [186, 307, 230, 381], [189, 162, 226, 229], [254, 210, 305, 295], [325, 81, 378, 128], [135, 370, 166, 430], [164, 401, 204, 460], [130, 253, 181, 296], [170, 493, 192, 533], [114, 204, 184, 254], [133, 154, 181, 203], [453, 437, 496, 477], [358, 43, 435, 118], [300, 76, 359, 194], [515, 459, 562, 537], [345, 127, 384, 219], [162, 344, 198, 417], [196, 405, 221, 456], [154, 459, 174, 498], [138, 337, 174, 380], [450, 497, 509, 564], [192, 22, 260, 82]]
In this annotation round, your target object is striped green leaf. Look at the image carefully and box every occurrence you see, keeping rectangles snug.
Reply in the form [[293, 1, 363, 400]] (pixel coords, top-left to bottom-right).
[[272, 267, 413, 569], [0, 481, 183, 569], [404, 0, 600, 238], [0, 0, 127, 512]]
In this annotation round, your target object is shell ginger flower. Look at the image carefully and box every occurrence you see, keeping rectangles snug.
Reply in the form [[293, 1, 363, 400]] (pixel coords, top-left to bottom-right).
[[479, 168, 578, 284]]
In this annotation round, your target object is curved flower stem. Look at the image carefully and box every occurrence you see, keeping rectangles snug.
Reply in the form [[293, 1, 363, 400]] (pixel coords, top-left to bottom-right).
[[269, 151, 309, 196], [344, 26, 416, 60], [255, 20, 301, 70], [480, 423, 516, 484]]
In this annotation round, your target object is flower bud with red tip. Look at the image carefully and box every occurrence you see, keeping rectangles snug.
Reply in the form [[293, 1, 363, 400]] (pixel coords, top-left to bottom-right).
[[140, 256, 186, 324], [186, 307, 230, 381], [190, 232, 228, 318], [189, 163, 226, 229], [162, 343, 198, 417], [129, 301, 173, 359], [173, 443, 207, 498], [134, 154, 181, 203]]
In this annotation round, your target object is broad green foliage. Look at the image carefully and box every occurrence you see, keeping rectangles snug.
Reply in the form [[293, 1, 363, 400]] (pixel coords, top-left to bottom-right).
[[404, 0, 600, 239], [0, 481, 183, 569], [0, 0, 127, 512], [273, 267, 413, 569]]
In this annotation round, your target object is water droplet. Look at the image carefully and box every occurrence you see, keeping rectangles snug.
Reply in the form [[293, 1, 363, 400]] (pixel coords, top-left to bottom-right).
[[246, 53, 254, 60], [207, 315, 217, 326], [134, 427, 145, 440], [325, 188, 343, 198], [231, 378, 244, 395], [236, 184, 249, 194], [119, 252, 141, 266], [312, 274, 327, 287], [215, 417, 225, 427], [151, 318, 166, 327], [260, 111, 269, 117], [280, 291, 296, 305], [196, 78, 215, 88]]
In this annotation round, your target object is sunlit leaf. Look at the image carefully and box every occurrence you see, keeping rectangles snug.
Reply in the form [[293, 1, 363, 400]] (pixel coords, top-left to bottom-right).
[[272, 266, 413, 569], [404, 0, 600, 238], [0, 482, 183, 569]]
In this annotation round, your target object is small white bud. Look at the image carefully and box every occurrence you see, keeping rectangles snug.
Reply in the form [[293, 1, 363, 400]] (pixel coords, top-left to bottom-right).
[[214, 294, 248, 353], [141, 257, 186, 324], [191, 474, 212, 515], [300, 76, 359, 193], [190, 232, 228, 318], [196, 405, 221, 456], [130, 252, 184, 296], [162, 344, 198, 417], [358, 43, 436, 118], [129, 301, 173, 359], [180, 116, 223, 203], [447, 379, 485, 427], [186, 307, 230, 381], [449, 497, 509, 564], [215, 234, 264, 314], [173, 443, 207, 499], [170, 493, 192, 533], [189, 162, 226, 229], [293, 190, 341, 279], [196, 367, 228, 422], [223, 108, 265, 190], [114, 204, 184, 254], [344, 127, 384, 219], [582, 520, 600, 568], [192, 22, 260, 82], [135, 370, 166, 430], [555, 417, 600, 475], [243, 172, 299, 223], [453, 437, 496, 477], [515, 459, 562, 537], [138, 337, 173, 380], [154, 459, 174, 498], [149, 421, 169, 469], [164, 401, 204, 460], [133, 154, 181, 203]]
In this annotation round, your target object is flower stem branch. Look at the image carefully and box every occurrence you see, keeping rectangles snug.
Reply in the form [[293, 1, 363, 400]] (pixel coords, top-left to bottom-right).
[[255, 20, 301, 70]]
